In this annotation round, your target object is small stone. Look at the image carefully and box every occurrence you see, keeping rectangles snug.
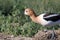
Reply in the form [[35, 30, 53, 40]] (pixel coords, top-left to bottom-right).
[[11, 35, 14, 38]]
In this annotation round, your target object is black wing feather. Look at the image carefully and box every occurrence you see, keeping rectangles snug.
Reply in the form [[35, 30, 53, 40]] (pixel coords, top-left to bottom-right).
[[43, 14, 60, 22]]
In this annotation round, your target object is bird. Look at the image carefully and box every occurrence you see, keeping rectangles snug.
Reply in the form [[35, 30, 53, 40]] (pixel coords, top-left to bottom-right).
[[24, 8, 60, 40]]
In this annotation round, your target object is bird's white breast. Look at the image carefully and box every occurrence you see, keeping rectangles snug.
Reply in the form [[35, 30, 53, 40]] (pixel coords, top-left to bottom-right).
[[37, 14, 52, 26]]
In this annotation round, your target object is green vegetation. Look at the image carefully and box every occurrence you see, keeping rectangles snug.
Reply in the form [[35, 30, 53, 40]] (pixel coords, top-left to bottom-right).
[[0, 0, 60, 37]]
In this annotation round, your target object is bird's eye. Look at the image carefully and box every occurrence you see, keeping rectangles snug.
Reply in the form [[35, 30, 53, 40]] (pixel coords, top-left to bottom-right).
[[26, 11, 28, 12]]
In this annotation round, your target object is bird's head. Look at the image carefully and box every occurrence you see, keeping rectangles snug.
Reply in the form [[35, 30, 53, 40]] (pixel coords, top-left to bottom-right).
[[24, 8, 35, 16]]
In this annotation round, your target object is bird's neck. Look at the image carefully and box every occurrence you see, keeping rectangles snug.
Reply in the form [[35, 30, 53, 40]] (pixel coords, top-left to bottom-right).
[[30, 14, 37, 23]]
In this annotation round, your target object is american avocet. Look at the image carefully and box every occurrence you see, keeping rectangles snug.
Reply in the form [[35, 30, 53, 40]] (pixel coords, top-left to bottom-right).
[[24, 8, 60, 40]]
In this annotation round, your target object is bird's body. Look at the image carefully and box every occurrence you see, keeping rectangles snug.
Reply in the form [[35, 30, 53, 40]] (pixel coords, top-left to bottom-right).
[[37, 13, 60, 26]]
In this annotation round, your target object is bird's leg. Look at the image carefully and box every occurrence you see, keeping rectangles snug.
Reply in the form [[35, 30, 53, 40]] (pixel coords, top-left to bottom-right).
[[50, 26, 56, 40]]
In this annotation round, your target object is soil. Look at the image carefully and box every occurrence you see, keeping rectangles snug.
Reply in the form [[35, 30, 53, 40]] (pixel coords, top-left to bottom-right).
[[0, 30, 60, 40]]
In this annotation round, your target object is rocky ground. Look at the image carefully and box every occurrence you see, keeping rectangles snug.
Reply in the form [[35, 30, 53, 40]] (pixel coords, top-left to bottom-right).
[[0, 30, 60, 40]]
